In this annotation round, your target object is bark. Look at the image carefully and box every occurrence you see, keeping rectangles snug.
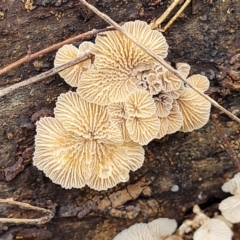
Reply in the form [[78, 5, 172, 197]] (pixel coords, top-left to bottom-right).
[[0, 0, 240, 239]]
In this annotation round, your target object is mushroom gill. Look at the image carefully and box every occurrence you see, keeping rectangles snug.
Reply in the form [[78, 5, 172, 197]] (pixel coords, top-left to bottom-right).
[[78, 20, 169, 104], [33, 91, 144, 190], [54, 43, 93, 87]]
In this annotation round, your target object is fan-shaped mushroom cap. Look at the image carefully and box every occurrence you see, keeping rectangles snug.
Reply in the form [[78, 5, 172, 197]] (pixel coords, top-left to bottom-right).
[[186, 74, 210, 92], [113, 223, 152, 240], [219, 195, 240, 224], [221, 172, 240, 195], [125, 89, 157, 118], [78, 20, 168, 105], [176, 62, 191, 79], [147, 218, 178, 239], [54, 44, 92, 87], [177, 88, 211, 132], [126, 115, 160, 145], [34, 91, 144, 190], [33, 117, 86, 189], [193, 218, 233, 240]]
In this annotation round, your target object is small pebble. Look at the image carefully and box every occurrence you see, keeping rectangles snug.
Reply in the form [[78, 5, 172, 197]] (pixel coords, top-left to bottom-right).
[[171, 185, 179, 192]]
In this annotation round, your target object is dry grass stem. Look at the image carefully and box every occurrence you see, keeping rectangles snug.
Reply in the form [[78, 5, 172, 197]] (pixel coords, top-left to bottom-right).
[[0, 27, 113, 77], [79, 0, 240, 124], [0, 53, 93, 98], [0, 198, 54, 225]]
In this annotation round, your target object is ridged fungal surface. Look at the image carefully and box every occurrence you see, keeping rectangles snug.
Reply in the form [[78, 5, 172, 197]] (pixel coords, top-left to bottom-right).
[[34, 20, 211, 190]]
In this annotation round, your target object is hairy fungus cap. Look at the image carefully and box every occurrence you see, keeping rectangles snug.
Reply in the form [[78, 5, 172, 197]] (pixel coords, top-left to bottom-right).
[[78, 20, 168, 104], [176, 62, 191, 79], [113, 222, 152, 240], [126, 115, 160, 145], [125, 89, 157, 118], [54, 43, 93, 87], [219, 195, 240, 224], [34, 91, 144, 190], [193, 218, 233, 240], [147, 218, 178, 239], [177, 87, 211, 132], [221, 172, 240, 195]]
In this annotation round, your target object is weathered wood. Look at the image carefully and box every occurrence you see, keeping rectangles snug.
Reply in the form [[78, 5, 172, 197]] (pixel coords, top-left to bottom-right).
[[0, 0, 240, 239]]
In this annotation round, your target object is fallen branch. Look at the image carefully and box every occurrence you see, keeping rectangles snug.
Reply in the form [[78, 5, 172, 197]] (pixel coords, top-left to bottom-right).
[[0, 53, 92, 98], [0, 198, 54, 225], [0, 27, 113, 76], [79, 0, 240, 124], [211, 113, 240, 171]]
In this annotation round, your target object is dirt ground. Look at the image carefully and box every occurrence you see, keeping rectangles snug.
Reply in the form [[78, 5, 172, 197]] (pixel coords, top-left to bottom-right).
[[0, 0, 240, 239]]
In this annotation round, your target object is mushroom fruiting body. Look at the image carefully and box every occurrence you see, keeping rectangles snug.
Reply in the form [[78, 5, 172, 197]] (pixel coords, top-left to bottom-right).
[[219, 172, 240, 223], [219, 195, 240, 224], [221, 172, 240, 195], [78, 20, 169, 105], [193, 218, 233, 240], [33, 91, 144, 190], [113, 217, 178, 240], [54, 42, 93, 87], [176, 74, 211, 132]]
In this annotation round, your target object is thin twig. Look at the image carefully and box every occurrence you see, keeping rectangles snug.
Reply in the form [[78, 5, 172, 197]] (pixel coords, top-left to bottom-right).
[[79, 0, 240, 124], [0, 27, 114, 76], [0, 198, 54, 225], [0, 53, 93, 98], [211, 114, 240, 171]]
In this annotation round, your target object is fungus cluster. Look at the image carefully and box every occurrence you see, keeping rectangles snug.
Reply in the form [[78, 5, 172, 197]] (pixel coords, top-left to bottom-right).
[[178, 205, 233, 240], [219, 172, 240, 223], [113, 217, 181, 240], [33, 20, 211, 190]]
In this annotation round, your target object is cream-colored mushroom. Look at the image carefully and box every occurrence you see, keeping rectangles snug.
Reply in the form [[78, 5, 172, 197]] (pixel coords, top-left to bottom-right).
[[186, 74, 210, 92], [176, 62, 191, 79], [219, 195, 240, 224], [126, 115, 160, 145], [34, 91, 145, 190], [193, 218, 233, 240], [125, 89, 157, 118], [113, 222, 153, 240], [177, 87, 211, 132], [147, 218, 178, 239], [78, 20, 169, 104], [54, 43, 93, 87], [221, 172, 240, 195]]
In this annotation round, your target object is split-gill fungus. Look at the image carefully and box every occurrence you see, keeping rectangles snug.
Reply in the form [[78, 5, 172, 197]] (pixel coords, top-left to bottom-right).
[[113, 217, 180, 240], [219, 173, 240, 224], [34, 20, 211, 190]]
